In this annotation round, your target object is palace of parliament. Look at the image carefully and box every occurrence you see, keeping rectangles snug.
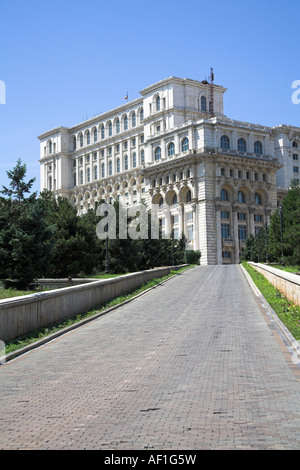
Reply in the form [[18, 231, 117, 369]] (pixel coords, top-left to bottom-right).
[[38, 74, 300, 265]]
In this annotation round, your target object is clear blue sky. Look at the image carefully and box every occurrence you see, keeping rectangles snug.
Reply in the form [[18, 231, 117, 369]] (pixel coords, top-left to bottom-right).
[[0, 0, 299, 194]]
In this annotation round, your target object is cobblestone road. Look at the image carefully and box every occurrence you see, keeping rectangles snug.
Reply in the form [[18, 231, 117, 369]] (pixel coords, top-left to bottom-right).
[[1, 265, 300, 450]]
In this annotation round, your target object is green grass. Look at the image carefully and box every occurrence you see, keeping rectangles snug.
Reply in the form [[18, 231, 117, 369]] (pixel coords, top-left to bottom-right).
[[4, 265, 194, 356], [0, 288, 37, 300], [242, 262, 300, 340], [267, 264, 300, 274]]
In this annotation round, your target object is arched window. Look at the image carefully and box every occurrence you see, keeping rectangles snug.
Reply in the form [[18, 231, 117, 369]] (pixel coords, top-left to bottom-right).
[[132, 112, 136, 127], [254, 141, 262, 155], [293, 141, 298, 148], [73, 136, 76, 150], [172, 193, 177, 205], [94, 166, 98, 180], [186, 190, 192, 202], [140, 108, 144, 122], [156, 95, 160, 111], [108, 160, 112, 175], [182, 137, 189, 152], [140, 149, 145, 164], [124, 155, 128, 170], [87, 167, 91, 183], [87, 131, 90, 145], [116, 118, 120, 134], [124, 115, 128, 131], [49, 140, 52, 154], [132, 152, 137, 167], [117, 158, 120, 173], [94, 128, 97, 142], [255, 193, 262, 205], [80, 134, 83, 147], [80, 170, 83, 185], [155, 147, 161, 160], [238, 138, 246, 152], [221, 188, 229, 201], [101, 125, 105, 139], [238, 190, 245, 203], [201, 95, 207, 112], [168, 142, 175, 156], [158, 196, 164, 207], [221, 135, 230, 150], [108, 122, 112, 137]]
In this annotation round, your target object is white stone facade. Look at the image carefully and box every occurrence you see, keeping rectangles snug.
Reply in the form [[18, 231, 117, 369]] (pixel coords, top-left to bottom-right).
[[38, 76, 300, 265]]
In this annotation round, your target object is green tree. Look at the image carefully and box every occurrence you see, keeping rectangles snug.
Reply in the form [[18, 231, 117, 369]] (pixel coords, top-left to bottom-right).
[[0, 161, 53, 289]]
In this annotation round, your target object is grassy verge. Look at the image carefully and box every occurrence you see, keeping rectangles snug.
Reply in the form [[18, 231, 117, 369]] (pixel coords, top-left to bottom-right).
[[267, 264, 300, 274], [4, 265, 194, 356], [242, 262, 300, 340]]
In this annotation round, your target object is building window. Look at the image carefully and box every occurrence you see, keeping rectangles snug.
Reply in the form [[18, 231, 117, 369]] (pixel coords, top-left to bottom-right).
[[221, 223, 230, 239], [255, 193, 262, 205], [108, 160, 112, 175], [293, 141, 298, 148], [124, 115, 128, 131], [116, 158, 120, 173], [221, 188, 229, 201], [80, 134, 83, 147], [293, 154, 298, 161], [87, 131, 90, 145], [49, 140, 52, 154], [132, 153, 137, 167], [238, 191, 246, 203], [101, 125, 105, 139], [200, 95, 207, 112], [94, 166, 98, 180], [73, 173, 76, 186], [186, 190, 192, 202], [101, 163, 105, 178], [168, 142, 175, 156], [238, 138, 246, 152], [238, 212, 246, 220], [87, 167, 91, 182], [155, 147, 161, 160], [156, 95, 160, 111], [254, 214, 262, 222], [172, 194, 178, 205], [94, 128, 97, 142], [116, 119, 120, 134], [141, 149, 145, 164], [124, 155, 128, 170], [222, 251, 231, 258], [238, 225, 247, 240], [132, 112, 136, 127], [80, 170, 83, 185], [221, 135, 230, 150], [73, 136, 76, 150], [254, 141, 262, 155], [108, 122, 112, 137], [182, 137, 189, 152], [221, 211, 229, 219], [293, 166, 299, 173]]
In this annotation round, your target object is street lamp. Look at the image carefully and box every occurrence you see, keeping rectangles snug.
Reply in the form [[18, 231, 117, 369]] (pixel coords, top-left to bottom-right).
[[279, 205, 284, 266], [104, 210, 109, 274]]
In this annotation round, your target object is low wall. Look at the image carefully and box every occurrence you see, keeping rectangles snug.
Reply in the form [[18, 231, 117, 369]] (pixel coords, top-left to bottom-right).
[[0, 265, 186, 343], [248, 262, 300, 307]]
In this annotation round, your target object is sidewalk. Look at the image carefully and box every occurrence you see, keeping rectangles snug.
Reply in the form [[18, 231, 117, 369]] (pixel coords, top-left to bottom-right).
[[1, 265, 300, 450]]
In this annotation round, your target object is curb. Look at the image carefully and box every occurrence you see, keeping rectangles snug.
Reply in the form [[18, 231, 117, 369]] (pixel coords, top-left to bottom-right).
[[3, 265, 197, 364]]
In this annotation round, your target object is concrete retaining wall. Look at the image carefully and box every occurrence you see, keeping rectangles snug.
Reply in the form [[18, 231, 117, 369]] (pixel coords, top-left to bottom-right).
[[248, 262, 300, 307], [0, 265, 186, 343]]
